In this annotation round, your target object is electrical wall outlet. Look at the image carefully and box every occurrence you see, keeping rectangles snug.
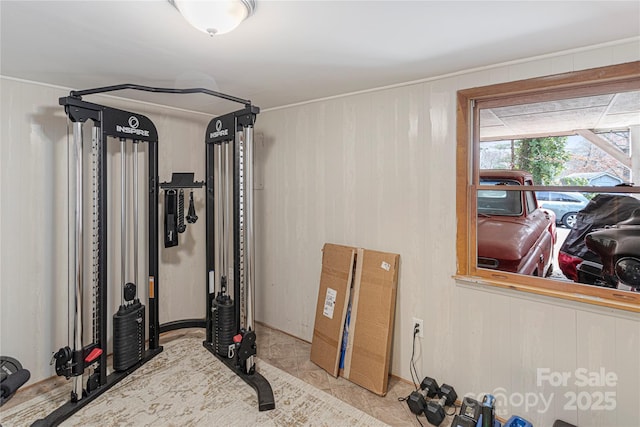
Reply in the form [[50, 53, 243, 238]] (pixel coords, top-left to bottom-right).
[[412, 317, 424, 338]]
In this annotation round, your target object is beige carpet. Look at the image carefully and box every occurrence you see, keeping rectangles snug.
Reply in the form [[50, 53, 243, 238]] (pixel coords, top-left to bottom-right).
[[0, 332, 388, 427]]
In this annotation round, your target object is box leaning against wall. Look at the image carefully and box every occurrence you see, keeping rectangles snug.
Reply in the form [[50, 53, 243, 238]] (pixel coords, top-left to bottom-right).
[[310, 243, 400, 396]]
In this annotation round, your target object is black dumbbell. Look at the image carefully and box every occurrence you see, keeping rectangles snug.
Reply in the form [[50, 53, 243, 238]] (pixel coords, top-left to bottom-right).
[[407, 376, 441, 415], [425, 383, 458, 426]]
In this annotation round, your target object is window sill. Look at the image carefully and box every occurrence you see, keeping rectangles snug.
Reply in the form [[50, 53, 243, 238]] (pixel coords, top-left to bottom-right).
[[453, 274, 640, 313]]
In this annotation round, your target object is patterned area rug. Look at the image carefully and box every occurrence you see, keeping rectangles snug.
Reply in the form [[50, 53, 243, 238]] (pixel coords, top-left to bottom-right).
[[0, 333, 388, 426]]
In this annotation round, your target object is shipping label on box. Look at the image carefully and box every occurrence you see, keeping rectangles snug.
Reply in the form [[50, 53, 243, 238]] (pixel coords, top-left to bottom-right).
[[322, 287, 338, 319]]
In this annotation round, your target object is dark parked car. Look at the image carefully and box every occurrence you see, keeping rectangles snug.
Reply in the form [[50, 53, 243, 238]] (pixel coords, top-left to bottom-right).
[[582, 210, 640, 291], [536, 191, 590, 228], [558, 193, 640, 291], [477, 170, 557, 277]]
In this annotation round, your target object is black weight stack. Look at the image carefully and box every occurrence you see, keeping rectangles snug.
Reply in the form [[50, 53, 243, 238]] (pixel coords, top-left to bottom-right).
[[113, 300, 145, 371], [213, 294, 235, 357]]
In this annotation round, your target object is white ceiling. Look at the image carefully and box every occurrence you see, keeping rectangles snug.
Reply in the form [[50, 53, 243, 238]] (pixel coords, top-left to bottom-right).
[[1, 1, 639, 114]]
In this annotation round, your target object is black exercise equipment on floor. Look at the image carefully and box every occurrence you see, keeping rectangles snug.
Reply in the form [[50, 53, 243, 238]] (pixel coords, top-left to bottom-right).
[[1, 356, 31, 406], [36, 84, 273, 426]]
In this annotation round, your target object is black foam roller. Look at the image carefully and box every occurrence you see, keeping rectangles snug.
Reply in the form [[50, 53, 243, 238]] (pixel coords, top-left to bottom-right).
[[1, 368, 30, 399]]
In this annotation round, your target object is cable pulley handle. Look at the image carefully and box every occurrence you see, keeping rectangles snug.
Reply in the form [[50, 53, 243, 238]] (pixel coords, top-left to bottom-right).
[[187, 191, 198, 223]]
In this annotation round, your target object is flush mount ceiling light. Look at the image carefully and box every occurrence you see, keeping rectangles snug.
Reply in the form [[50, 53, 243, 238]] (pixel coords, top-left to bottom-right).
[[170, 0, 255, 36]]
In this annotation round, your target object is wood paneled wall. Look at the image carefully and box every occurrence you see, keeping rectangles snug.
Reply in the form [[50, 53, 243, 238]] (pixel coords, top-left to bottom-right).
[[254, 40, 640, 426]]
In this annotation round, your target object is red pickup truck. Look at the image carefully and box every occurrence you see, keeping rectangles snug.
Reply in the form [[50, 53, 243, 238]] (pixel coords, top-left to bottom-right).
[[477, 170, 557, 277]]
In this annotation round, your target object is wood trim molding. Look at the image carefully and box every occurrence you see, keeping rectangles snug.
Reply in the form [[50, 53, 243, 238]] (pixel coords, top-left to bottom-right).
[[459, 61, 640, 103]]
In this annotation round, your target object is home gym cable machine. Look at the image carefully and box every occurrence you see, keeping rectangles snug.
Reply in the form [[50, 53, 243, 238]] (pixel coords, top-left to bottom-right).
[[35, 85, 273, 426], [204, 106, 274, 411], [35, 95, 163, 426]]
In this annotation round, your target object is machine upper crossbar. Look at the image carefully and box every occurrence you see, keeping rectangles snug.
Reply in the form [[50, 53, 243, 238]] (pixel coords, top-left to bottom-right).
[[69, 84, 253, 108]]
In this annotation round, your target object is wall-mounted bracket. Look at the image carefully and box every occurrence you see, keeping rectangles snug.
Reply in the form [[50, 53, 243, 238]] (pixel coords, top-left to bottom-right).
[[160, 173, 205, 190]]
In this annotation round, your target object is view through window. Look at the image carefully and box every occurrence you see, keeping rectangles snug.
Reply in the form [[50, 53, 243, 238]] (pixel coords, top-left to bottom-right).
[[456, 62, 640, 311]]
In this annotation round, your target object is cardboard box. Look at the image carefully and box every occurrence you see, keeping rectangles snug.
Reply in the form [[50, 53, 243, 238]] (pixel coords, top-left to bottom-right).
[[342, 248, 399, 396], [309, 244, 356, 377]]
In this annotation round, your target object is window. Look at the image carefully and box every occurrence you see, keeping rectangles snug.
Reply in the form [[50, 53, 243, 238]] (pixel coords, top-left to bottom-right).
[[456, 62, 640, 312]]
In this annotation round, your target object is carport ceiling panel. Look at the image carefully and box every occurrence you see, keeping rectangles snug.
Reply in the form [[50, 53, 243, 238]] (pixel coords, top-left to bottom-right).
[[478, 91, 640, 140], [497, 107, 606, 134]]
